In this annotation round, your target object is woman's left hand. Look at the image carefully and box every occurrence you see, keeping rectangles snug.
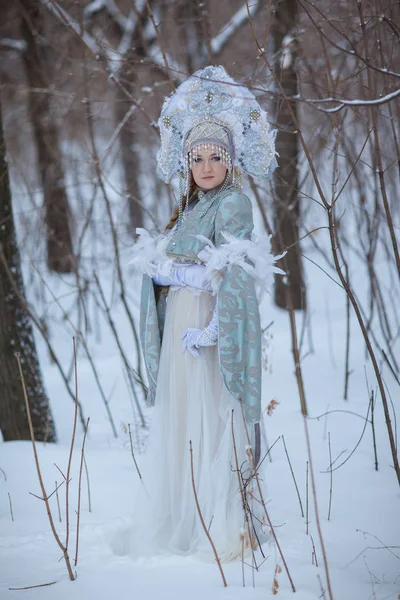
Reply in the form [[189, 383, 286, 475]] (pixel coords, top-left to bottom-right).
[[181, 326, 217, 358]]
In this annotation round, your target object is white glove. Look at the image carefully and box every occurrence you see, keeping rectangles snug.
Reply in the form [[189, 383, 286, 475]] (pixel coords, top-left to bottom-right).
[[152, 264, 212, 291], [181, 305, 218, 358]]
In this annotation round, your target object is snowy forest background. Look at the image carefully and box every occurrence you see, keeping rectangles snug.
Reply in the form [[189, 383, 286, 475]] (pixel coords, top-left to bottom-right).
[[0, 1, 399, 599]]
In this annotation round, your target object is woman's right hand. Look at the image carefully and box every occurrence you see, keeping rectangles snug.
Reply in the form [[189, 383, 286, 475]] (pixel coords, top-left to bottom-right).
[[152, 264, 212, 291]]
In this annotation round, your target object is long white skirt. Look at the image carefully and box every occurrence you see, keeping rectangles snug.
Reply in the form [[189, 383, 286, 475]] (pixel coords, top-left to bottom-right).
[[126, 286, 264, 561]]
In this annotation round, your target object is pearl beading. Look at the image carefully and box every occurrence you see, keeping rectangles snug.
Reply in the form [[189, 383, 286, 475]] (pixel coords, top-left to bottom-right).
[[188, 143, 232, 171], [195, 328, 218, 348]]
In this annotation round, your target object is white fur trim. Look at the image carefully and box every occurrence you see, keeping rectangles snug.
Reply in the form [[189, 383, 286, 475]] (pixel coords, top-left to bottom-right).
[[196, 231, 285, 297], [129, 228, 175, 277]]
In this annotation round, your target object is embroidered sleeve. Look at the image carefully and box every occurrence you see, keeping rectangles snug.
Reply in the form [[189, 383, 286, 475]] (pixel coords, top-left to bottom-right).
[[196, 192, 285, 297], [214, 192, 254, 246]]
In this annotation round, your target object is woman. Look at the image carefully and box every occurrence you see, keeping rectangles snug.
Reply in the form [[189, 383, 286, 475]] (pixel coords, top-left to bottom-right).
[[128, 66, 281, 561]]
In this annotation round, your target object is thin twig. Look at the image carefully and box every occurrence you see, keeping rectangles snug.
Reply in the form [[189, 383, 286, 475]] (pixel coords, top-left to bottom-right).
[[317, 574, 327, 599], [320, 396, 372, 474], [282, 435, 304, 517], [9, 581, 57, 591], [8, 492, 14, 522], [240, 405, 296, 592], [230, 410, 259, 572], [145, 1, 174, 92], [84, 99, 145, 407], [189, 440, 227, 587], [54, 463, 67, 481], [93, 272, 146, 427], [310, 534, 319, 567], [306, 461, 309, 535], [31, 267, 117, 438], [15, 353, 75, 581], [83, 455, 92, 513], [381, 348, 400, 387], [370, 391, 379, 471], [128, 423, 143, 481], [327, 432, 333, 521], [303, 418, 334, 599], [357, 0, 400, 282], [75, 417, 90, 566], [288, 304, 308, 416], [44, 480, 65, 502], [55, 481, 62, 523], [343, 263, 351, 401], [65, 338, 79, 553]]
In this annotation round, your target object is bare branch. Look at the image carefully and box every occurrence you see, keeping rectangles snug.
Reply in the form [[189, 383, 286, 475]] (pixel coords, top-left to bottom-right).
[[303, 88, 400, 113], [189, 440, 227, 587], [42, 0, 157, 129], [84, 0, 143, 33], [211, 0, 263, 55], [15, 354, 75, 581], [9, 582, 57, 591], [41, 0, 105, 58], [298, 0, 400, 80], [145, 1, 174, 91]]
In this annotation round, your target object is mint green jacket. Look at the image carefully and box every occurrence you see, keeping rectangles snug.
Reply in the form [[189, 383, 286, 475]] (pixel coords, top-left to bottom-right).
[[139, 188, 262, 424]]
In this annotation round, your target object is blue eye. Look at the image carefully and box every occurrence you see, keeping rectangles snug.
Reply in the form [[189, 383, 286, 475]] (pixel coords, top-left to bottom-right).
[[212, 156, 221, 162], [193, 157, 202, 163]]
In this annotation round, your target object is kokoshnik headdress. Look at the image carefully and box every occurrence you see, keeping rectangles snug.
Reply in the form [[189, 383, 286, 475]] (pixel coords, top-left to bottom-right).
[[156, 65, 277, 223]]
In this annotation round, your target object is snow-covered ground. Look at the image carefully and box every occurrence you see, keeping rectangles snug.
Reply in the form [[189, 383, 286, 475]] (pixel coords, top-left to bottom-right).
[[1, 160, 399, 600], [1, 249, 399, 600]]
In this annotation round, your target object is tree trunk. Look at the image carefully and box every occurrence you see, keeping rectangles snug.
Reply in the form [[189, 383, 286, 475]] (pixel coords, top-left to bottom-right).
[[112, 8, 151, 233], [272, 0, 306, 310], [20, 0, 74, 273], [0, 98, 56, 442], [115, 80, 144, 233]]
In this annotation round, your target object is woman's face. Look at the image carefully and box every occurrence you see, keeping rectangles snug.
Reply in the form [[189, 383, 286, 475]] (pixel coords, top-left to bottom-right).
[[190, 148, 228, 191]]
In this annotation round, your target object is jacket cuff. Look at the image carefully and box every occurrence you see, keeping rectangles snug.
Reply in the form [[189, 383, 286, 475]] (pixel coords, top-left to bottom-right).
[[129, 228, 175, 277], [196, 231, 286, 297]]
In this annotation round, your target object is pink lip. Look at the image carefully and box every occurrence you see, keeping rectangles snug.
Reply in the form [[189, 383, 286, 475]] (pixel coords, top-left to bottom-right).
[[203, 176, 214, 179]]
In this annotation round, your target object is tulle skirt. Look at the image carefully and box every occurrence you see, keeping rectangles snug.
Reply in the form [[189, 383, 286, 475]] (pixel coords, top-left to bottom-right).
[[125, 286, 265, 561]]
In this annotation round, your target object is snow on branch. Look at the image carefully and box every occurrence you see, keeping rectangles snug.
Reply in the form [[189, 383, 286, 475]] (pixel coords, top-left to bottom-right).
[[41, 0, 121, 72], [305, 88, 400, 113], [83, 1, 153, 75], [84, 0, 138, 33], [147, 46, 186, 85], [211, 0, 263, 55], [115, 10, 136, 59], [42, 0, 103, 57], [103, 0, 135, 31], [83, 0, 106, 21], [0, 38, 27, 52]]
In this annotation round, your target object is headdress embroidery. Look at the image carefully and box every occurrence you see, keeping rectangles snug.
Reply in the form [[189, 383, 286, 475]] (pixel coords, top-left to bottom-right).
[[156, 65, 277, 184]]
